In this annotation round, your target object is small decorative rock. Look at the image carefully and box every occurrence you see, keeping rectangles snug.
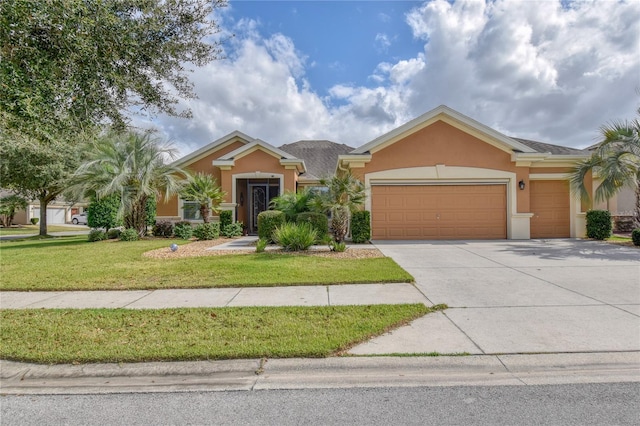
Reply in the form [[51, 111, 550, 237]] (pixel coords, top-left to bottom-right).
[[170, 243, 179, 252]]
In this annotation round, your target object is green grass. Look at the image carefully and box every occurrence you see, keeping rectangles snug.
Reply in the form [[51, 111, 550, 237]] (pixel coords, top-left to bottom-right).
[[0, 224, 88, 236], [0, 305, 430, 364], [0, 236, 413, 291]]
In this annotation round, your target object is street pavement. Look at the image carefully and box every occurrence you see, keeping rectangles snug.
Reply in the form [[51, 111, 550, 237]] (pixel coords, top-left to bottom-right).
[[1, 237, 639, 394]]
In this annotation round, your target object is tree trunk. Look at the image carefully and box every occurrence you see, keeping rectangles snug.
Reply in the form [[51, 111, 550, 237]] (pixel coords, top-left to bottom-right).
[[200, 204, 210, 223], [125, 195, 149, 237], [331, 206, 350, 243], [38, 197, 48, 236], [634, 178, 640, 229]]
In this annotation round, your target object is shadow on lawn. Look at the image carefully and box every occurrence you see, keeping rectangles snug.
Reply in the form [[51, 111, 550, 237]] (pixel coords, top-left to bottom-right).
[[0, 236, 87, 251]]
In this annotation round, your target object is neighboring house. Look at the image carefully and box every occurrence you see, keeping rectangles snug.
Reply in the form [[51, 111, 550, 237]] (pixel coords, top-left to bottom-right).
[[0, 190, 87, 226], [159, 105, 593, 239]]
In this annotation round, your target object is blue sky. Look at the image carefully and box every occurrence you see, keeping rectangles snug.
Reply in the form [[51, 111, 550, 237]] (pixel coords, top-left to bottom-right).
[[136, 0, 640, 156]]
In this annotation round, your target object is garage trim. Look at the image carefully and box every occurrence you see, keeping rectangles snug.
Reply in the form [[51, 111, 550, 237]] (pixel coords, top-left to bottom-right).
[[364, 165, 530, 239]]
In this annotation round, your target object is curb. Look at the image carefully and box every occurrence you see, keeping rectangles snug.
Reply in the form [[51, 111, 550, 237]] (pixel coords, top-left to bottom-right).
[[2, 352, 638, 395]]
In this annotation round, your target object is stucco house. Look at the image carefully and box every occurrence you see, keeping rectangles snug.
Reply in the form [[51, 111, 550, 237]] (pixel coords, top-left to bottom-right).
[[158, 105, 597, 240]]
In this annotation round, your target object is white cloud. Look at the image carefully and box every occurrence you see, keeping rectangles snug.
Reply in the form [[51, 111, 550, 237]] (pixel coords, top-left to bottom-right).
[[143, 0, 640, 156], [375, 33, 392, 53]]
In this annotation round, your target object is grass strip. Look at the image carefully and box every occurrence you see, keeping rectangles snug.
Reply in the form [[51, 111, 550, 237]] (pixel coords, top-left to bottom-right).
[[0, 305, 430, 364], [0, 236, 412, 291]]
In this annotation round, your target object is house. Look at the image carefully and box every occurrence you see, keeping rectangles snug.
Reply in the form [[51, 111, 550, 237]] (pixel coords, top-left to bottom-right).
[[0, 190, 87, 226], [158, 105, 593, 239]]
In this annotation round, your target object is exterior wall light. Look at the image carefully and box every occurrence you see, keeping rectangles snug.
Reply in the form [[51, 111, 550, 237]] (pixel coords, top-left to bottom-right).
[[519, 180, 526, 190]]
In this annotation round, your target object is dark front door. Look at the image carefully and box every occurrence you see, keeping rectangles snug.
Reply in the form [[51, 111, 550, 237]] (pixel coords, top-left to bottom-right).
[[248, 179, 280, 234]]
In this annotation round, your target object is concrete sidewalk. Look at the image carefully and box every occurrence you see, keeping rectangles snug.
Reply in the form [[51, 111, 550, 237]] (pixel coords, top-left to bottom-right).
[[0, 283, 426, 309]]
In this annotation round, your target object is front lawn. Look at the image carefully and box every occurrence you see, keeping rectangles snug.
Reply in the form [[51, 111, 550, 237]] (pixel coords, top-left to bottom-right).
[[0, 304, 430, 363], [0, 236, 413, 291], [0, 224, 89, 236]]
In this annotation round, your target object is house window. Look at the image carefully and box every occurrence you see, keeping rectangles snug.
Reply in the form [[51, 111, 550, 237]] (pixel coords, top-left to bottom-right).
[[182, 201, 201, 220]]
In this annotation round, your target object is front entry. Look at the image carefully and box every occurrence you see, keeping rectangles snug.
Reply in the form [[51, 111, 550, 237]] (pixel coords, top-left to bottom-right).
[[246, 179, 280, 234]]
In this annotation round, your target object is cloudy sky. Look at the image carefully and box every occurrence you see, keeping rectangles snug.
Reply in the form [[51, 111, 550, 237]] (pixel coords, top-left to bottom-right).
[[137, 0, 640, 156]]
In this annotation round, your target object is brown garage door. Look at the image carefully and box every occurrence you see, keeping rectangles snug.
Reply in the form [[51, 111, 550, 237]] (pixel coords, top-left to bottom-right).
[[371, 185, 507, 240], [530, 180, 570, 238]]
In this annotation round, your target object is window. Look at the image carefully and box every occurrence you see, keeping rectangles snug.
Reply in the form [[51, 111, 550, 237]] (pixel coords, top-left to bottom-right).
[[182, 201, 201, 220]]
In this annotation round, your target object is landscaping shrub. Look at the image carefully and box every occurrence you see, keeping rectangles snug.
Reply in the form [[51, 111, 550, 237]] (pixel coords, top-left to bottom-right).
[[87, 229, 107, 242], [222, 222, 243, 238], [296, 212, 329, 242], [258, 210, 285, 242], [351, 210, 371, 243], [87, 194, 121, 231], [152, 221, 174, 238], [173, 221, 193, 240], [30, 218, 38, 225], [193, 222, 220, 240], [220, 210, 233, 230], [329, 240, 347, 252], [145, 195, 157, 227], [273, 222, 318, 251], [119, 228, 139, 241], [107, 228, 121, 239], [586, 210, 612, 240], [632, 228, 640, 246], [256, 238, 268, 253]]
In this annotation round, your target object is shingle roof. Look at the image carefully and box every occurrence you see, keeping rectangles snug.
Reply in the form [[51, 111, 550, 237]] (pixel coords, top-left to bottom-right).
[[279, 140, 354, 180], [510, 138, 588, 155]]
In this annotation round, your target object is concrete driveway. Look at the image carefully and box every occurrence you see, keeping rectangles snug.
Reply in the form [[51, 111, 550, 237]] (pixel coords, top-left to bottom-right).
[[350, 239, 640, 355]]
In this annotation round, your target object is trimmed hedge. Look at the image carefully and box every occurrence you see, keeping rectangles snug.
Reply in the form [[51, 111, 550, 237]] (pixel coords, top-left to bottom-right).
[[258, 210, 285, 243], [193, 222, 220, 240], [173, 221, 193, 240], [222, 222, 243, 237], [586, 210, 612, 240], [220, 210, 233, 230], [632, 228, 640, 246], [296, 212, 329, 242], [119, 228, 139, 241], [351, 210, 371, 243]]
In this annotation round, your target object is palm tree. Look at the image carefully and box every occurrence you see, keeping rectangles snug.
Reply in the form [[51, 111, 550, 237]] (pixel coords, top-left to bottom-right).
[[73, 131, 187, 236], [314, 171, 366, 243], [180, 172, 226, 223], [570, 108, 640, 228], [269, 187, 316, 222]]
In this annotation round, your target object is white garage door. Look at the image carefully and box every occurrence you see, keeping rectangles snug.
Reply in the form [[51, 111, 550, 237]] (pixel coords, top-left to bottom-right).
[[33, 208, 67, 224]]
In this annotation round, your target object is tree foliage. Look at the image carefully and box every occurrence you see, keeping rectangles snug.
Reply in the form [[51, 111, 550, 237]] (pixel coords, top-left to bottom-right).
[[0, 194, 28, 227], [71, 131, 187, 236], [570, 107, 640, 227], [0, 134, 84, 235], [0, 0, 226, 141], [269, 188, 317, 222], [180, 172, 226, 223], [87, 194, 121, 232], [315, 171, 366, 243]]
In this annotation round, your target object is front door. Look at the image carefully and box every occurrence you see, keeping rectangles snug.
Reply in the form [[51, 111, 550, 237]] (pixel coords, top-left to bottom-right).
[[248, 179, 280, 234]]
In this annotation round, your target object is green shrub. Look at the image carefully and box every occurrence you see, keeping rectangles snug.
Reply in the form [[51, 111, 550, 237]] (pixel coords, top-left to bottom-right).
[[173, 221, 193, 240], [30, 218, 39, 225], [256, 238, 268, 253], [351, 210, 371, 243], [193, 222, 220, 240], [87, 229, 107, 242], [296, 212, 329, 242], [87, 194, 121, 231], [329, 240, 347, 252], [632, 228, 640, 246], [220, 210, 233, 230], [273, 222, 318, 251], [586, 210, 612, 240], [119, 228, 139, 241], [222, 222, 243, 237], [258, 210, 285, 243], [145, 195, 157, 227], [152, 221, 174, 238], [107, 228, 121, 239]]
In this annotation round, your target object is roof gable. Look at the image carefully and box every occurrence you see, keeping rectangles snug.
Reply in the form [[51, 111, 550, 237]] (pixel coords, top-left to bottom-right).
[[351, 105, 537, 155], [173, 130, 255, 167]]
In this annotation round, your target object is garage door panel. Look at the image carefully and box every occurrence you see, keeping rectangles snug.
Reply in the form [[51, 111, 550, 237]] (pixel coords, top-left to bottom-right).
[[530, 180, 570, 238], [371, 185, 507, 240]]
